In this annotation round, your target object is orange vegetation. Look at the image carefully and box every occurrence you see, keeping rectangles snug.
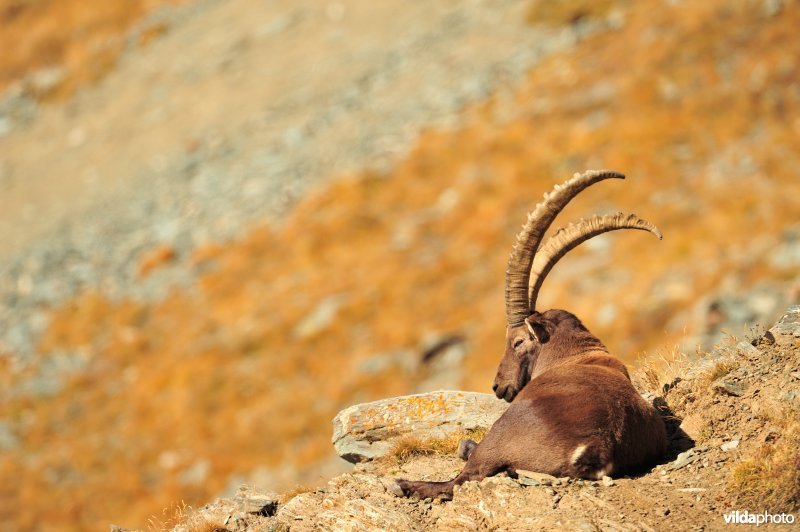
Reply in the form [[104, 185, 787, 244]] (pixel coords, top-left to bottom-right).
[[0, 0, 183, 98], [2, 0, 800, 529]]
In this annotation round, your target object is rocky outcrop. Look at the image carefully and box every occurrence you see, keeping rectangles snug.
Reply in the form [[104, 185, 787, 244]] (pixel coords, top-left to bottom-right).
[[331, 391, 509, 463], [765, 304, 800, 346]]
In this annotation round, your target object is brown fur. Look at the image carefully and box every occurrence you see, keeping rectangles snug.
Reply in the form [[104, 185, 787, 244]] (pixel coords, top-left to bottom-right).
[[396, 309, 666, 500]]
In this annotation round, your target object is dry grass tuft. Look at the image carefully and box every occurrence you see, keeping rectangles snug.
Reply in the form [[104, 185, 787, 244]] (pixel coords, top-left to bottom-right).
[[147, 501, 229, 532], [701, 360, 739, 386], [729, 411, 800, 513], [634, 344, 692, 396], [146, 501, 229, 532], [385, 428, 487, 465], [280, 484, 315, 504]]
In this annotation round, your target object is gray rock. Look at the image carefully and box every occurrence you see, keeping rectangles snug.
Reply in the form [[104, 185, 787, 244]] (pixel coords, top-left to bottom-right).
[[178, 459, 210, 486], [331, 391, 508, 463], [736, 341, 762, 359], [666, 449, 702, 471], [28, 66, 66, 96], [763, 0, 784, 18], [780, 390, 799, 403], [276, 492, 318, 523], [720, 440, 740, 452], [712, 378, 747, 397], [601, 475, 614, 487], [293, 294, 348, 339], [317, 498, 414, 530], [233, 485, 280, 516], [0, 115, 11, 138], [0, 421, 19, 451], [516, 470, 557, 487], [765, 305, 800, 346], [357, 349, 416, 375]]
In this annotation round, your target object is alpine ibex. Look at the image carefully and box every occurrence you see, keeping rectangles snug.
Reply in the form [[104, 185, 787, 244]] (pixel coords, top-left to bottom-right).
[[396, 170, 667, 500]]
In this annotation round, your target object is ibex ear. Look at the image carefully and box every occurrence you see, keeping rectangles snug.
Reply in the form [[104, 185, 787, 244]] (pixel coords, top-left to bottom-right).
[[525, 317, 550, 343]]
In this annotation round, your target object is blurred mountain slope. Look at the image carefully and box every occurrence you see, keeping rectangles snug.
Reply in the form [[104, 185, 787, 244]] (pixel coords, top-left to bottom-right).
[[0, 0, 184, 98], [1, 0, 800, 530]]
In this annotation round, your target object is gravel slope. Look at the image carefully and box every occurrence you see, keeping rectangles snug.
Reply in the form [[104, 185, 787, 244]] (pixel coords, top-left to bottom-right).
[[0, 0, 603, 364]]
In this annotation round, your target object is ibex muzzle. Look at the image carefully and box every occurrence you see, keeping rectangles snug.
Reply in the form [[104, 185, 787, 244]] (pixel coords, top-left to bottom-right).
[[397, 170, 667, 500], [492, 315, 545, 402]]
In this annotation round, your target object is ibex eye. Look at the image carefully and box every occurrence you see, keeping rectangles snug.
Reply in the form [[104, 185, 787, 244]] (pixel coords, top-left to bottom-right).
[[513, 339, 524, 349]]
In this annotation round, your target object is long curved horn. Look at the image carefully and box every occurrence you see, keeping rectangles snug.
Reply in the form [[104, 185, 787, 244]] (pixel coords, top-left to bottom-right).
[[505, 170, 624, 327], [528, 212, 662, 311]]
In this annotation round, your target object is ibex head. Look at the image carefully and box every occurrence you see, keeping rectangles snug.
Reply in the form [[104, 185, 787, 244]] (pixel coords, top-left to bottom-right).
[[493, 170, 662, 402]]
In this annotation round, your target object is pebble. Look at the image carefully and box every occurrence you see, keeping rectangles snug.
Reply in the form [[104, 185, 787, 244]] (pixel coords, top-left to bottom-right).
[[720, 440, 740, 452], [666, 449, 701, 471], [388, 484, 405, 497], [602, 476, 615, 487], [712, 378, 747, 397], [516, 470, 557, 487]]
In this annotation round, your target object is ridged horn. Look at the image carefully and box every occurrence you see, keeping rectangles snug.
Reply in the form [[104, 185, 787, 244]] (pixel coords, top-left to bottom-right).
[[505, 170, 624, 327], [528, 212, 662, 311]]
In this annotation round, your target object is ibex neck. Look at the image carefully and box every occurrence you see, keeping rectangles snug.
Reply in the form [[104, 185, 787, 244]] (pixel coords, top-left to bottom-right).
[[533, 331, 608, 378]]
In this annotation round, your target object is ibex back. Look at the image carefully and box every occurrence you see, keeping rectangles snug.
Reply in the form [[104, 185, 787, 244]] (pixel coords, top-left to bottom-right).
[[397, 170, 667, 500]]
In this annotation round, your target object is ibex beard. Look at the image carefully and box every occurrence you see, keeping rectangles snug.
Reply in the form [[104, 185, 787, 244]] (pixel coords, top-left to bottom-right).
[[396, 170, 667, 500]]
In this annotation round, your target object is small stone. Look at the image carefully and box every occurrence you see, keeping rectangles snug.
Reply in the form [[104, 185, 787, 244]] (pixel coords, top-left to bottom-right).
[[516, 469, 557, 486], [781, 390, 799, 402], [667, 450, 700, 471], [602, 476, 614, 487], [234, 486, 279, 516], [736, 341, 761, 358], [720, 440, 740, 452], [712, 378, 747, 397], [28, 66, 65, 95], [0, 116, 11, 138], [658, 507, 671, 517], [388, 484, 405, 497]]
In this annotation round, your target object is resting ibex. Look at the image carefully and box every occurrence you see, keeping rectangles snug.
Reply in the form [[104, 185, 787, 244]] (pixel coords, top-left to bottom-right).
[[397, 170, 667, 500]]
